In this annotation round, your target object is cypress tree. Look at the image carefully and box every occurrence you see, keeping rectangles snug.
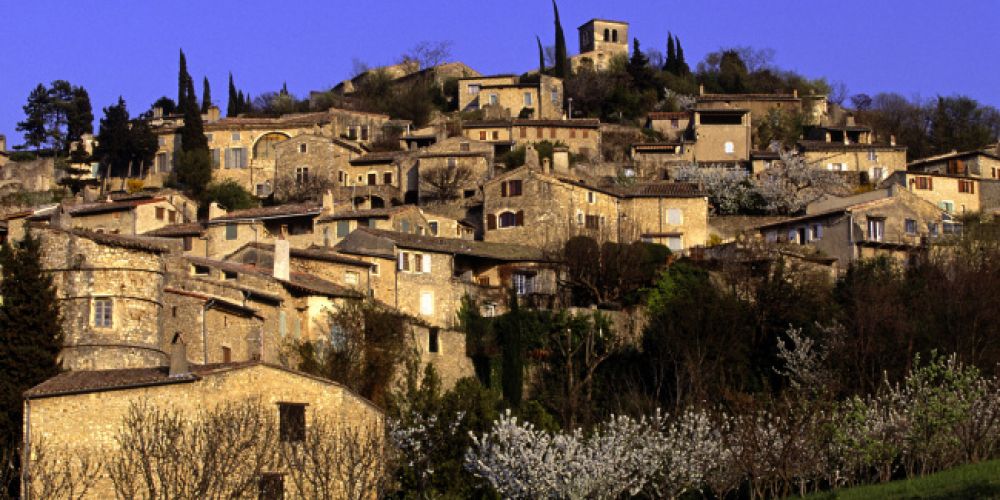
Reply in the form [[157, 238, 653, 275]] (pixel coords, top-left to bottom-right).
[[536, 35, 546, 75], [201, 76, 212, 114], [94, 97, 132, 178], [227, 73, 237, 117], [178, 49, 189, 106], [676, 37, 690, 76], [175, 75, 212, 196], [665, 34, 677, 73], [552, 0, 568, 78], [0, 231, 63, 446]]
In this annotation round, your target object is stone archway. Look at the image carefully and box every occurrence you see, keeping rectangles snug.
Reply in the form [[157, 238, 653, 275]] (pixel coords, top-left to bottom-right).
[[252, 132, 291, 161]]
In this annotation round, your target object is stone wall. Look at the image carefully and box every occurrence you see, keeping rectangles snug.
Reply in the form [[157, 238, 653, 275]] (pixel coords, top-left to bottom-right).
[[801, 148, 906, 184]]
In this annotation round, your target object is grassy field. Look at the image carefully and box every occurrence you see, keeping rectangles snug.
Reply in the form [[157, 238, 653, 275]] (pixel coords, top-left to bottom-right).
[[808, 460, 1000, 499]]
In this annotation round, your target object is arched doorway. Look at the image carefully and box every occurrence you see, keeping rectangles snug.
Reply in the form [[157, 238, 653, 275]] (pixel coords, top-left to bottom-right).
[[252, 132, 290, 161]]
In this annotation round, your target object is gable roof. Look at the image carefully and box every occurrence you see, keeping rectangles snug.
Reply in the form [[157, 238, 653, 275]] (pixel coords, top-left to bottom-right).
[[143, 222, 206, 237], [236, 241, 373, 268], [185, 256, 361, 298], [906, 148, 1000, 169], [336, 227, 546, 262], [513, 118, 601, 129], [797, 140, 906, 152], [209, 203, 321, 222], [316, 205, 416, 222], [66, 197, 166, 216]]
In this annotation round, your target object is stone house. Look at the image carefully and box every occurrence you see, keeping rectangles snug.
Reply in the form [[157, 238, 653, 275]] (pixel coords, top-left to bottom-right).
[[457, 75, 564, 120], [315, 205, 441, 248], [571, 19, 629, 72], [481, 161, 709, 253], [22, 360, 382, 499], [905, 148, 1000, 180], [462, 119, 601, 161], [631, 142, 695, 177], [0, 156, 54, 193], [417, 140, 493, 202], [646, 112, 691, 141], [797, 121, 907, 185], [881, 170, 1000, 215], [334, 227, 555, 328], [226, 241, 376, 296], [756, 186, 952, 269], [57, 192, 197, 235], [270, 133, 366, 199], [344, 151, 414, 206], [205, 202, 323, 258], [689, 108, 752, 164], [695, 89, 829, 126], [142, 222, 208, 255]]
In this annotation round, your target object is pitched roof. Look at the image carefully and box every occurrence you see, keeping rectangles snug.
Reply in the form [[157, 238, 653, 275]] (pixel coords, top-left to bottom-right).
[[240, 241, 373, 268], [697, 93, 799, 102], [34, 224, 172, 253], [461, 120, 513, 128], [647, 111, 690, 120], [143, 222, 206, 237], [337, 227, 546, 262], [66, 197, 165, 216], [209, 203, 321, 222], [186, 256, 361, 298], [349, 151, 405, 165], [797, 140, 906, 152], [513, 119, 601, 129], [612, 182, 706, 198], [316, 206, 413, 222], [906, 148, 1000, 169]]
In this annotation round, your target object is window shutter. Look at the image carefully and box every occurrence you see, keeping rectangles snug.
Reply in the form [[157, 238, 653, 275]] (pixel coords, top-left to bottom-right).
[[422, 254, 432, 273], [501, 181, 507, 197], [398, 253, 405, 270], [929, 177, 933, 190], [487, 214, 497, 230], [515, 210, 525, 226]]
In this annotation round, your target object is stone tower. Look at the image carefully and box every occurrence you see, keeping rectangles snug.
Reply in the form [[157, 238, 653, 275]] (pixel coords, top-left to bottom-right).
[[577, 19, 629, 56]]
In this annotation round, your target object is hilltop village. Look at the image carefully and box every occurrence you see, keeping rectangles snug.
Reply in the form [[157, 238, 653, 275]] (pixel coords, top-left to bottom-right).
[[1, 9, 1000, 500]]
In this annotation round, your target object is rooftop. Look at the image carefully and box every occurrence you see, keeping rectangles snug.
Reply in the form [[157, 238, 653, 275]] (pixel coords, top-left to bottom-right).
[[210, 203, 321, 222], [186, 256, 360, 298], [336, 227, 546, 262]]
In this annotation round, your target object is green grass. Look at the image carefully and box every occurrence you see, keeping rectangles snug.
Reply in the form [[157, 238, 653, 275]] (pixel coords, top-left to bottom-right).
[[808, 460, 1000, 499]]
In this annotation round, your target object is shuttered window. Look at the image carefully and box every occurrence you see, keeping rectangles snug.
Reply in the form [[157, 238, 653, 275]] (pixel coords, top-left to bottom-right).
[[487, 214, 497, 230]]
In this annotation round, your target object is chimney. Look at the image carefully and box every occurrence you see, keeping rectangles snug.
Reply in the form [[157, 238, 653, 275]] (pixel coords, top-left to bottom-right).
[[208, 202, 226, 220], [698, 84, 705, 96], [792, 89, 798, 98], [168, 334, 190, 377], [153, 107, 164, 119], [552, 147, 570, 173], [203, 106, 221, 123], [322, 190, 335, 215], [890, 135, 896, 147], [274, 226, 290, 281], [846, 115, 856, 127]]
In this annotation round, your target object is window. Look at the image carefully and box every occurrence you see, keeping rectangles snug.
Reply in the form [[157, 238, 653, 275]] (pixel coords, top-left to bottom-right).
[[587, 191, 595, 204], [225, 223, 238, 240], [155, 152, 171, 172], [371, 263, 380, 276], [827, 163, 847, 172], [670, 119, 679, 129], [156, 207, 165, 220], [384, 172, 393, 185], [93, 298, 112, 328], [501, 179, 523, 197], [447, 158, 457, 168], [944, 221, 962, 235], [666, 236, 683, 252], [551, 88, 559, 105], [367, 172, 377, 185], [724, 141, 735, 154], [225, 147, 247, 168], [867, 218, 885, 242], [183, 236, 193, 251], [414, 253, 424, 273], [512, 273, 534, 295], [256, 183, 269, 197], [420, 291, 434, 316], [400, 220, 410, 233], [520, 127, 527, 138], [299, 143, 307, 153], [479, 131, 487, 140], [231, 132, 240, 141], [338, 171, 346, 184], [211, 148, 221, 168], [492, 131, 500, 140], [498, 211, 523, 228], [489, 94, 498, 105], [345, 271, 359, 285], [168, 210, 176, 223], [296, 166, 310, 184], [914, 176, 933, 190], [278, 403, 306, 442], [399, 251, 411, 271], [460, 142, 470, 152], [258, 473, 284, 500], [576, 210, 584, 225], [811, 224, 823, 241], [871, 167, 884, 182], [666, 208, 683, 225], [958, 180, 975, 194], [868, 150, 878, 161], [429, 221, 439, 235], [585, 215, 600, 229], [222, 346, 232, 363], [223, 270, 237, 280], [549, 128, 556, 139], [582, 130, 589, 138], [536, 128, 543, 139], [524, 92, 533, 106], [570, 129, 576, 139], [928, 222, 938, 237], [336, 220, 350, 238], [468, 84, 481, 94], [193, 265, 210, 276], [428, 328, 440, 353], [940, 200, 955, 213], [360, 126, 369, 141], [905, 219, 917, 234]]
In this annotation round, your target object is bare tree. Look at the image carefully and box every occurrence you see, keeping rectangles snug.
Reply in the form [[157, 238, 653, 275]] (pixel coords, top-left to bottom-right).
[[273, 173, 338, 204], [108, 398, 278, 499], [400, 41, 453, 70], [23, 437, 102, 500], [419, 163, 473, 202], [281, 417, 393, 500]]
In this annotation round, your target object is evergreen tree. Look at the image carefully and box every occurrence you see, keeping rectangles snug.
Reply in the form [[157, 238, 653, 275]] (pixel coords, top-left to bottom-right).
[[552, 0, 568, 78], [94, 97, 132, 177], [17, 83, 49, 151], [178, 49, 189, 106], [66, 85, 94, 146], [628, 38, 657, 95], [227, 72, 238, 117], [152, 96, 177, 115], [665, 33, 676, 73], [175, 75, 212, 195], [536, 35, 546, 75], [127, 117, 159, 177], [0, 231, 63, 446], [676, 37, 690, 76], [201, 76, 212, 114]]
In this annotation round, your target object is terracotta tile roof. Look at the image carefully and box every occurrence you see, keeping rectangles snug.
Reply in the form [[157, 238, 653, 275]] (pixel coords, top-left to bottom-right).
[[242, 241, 373, 268], [164, 287, 260, 317], [907, 149, 1000, 169], [349, 151, 405, 165], [143, 222, 206, 237], [461, 120, 513, 128], [612, 182, 706, 198], [210, 203, 321, 222], [512, 119, 601, 129], [316, 206, 412, 222], [337, 227, 546, 262], [797, 140, 906, 152], [186, 256, 361, 298], [417, 151, 490, 159]]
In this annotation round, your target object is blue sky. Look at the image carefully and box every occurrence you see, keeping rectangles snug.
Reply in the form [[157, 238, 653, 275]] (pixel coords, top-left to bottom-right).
[[2, 0, 997, 146]]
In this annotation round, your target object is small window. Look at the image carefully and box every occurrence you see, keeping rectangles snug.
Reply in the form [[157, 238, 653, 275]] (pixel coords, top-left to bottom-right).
[[551, 89, 559, 105], [428, 328, 440, 353], [371, 262, 380, 275], [183, 236, 193, 251], [414, 253, 424, 273], [336, 220, 350, 238], [400, 220, 410, 233], [296, 166, 310, 184], [448, 158, 457, 168], [429, 221, 439, 235], [585, 215, 600, 230], [940, 200, 955, 213], [419, 291, 434, 316], [811, 224, 823, 240], [670, 119, 679, 128], [520, 127, 527, 138], [256, 183, 268, 197], [479, 131, 487, 140], [222, 346, 232, 363], [399, 251, 411, 271], [93, 297, 113, 328], [231, 132, 240, 141], [384, 171, 393, 185], [928, 222, 938, 236], [299, 143, 307, 153], [223, 270, 237, 280], [958, 180, 975, 194], [193, 265, 210, 276], [512, 273, 534, 295], [867, 218, 885, 242], [367, 172, 377, 185], [666, 208, 683, 225], [155, 207, 165, 220], [489, 94, 498, 105], [168, 210, 176, 223], [914, 176, 933, 190], [667, 236, 683, 252], [345, 271, 359, 285], [278, 403, 306, 442], [524, 92, 533, 106], [724, 141, 735, 154], [905, 219, 917, 234], [587, 192, 595, 204], [225, 223, 238, 240], [498, 211, 518, 228], [492, 131, 500, 140], [468, 84, 481, 95], [868, 150, 877, 161]]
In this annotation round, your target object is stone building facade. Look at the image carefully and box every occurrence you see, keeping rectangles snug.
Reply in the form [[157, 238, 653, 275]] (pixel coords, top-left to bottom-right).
[[906, 149, 1000, 180], [458, 75, 564, 119], [571, 19, 629, 71], [271, 134, 365, 199], [797, 126, 907, 185], [881, 171, 1000, 215], [23, 362, 382, 499], [462, 119, 601, 161], [690, 108, 752, 163], [59, 193, 197, 236]]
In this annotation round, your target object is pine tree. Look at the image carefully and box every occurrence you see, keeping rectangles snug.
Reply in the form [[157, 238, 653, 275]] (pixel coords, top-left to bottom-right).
[[66, 85, 94, 146], [227, 73, 238, 117], [536, 35, 546, 75], [201, 76, 212, 114], [552, 0, 568, 78], [665, 34, 677, 73], [178, 49, 189, 106], [94, 97, 131, 177], [0, 231, 63, 446], [16, 84, 49, 151]]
